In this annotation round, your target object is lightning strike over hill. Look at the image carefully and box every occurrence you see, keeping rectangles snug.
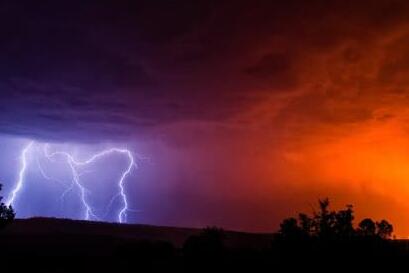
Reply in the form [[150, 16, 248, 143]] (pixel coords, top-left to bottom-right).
[[7, 142, 137, 223]]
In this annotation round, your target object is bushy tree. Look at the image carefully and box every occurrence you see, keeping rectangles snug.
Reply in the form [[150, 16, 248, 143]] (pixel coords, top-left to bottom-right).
[[334, 205, 354, 238], [0, 184, 14, 229], [357, 218, 376, 237], [376, 220, 393, 239], [279, 217, 303, 240]]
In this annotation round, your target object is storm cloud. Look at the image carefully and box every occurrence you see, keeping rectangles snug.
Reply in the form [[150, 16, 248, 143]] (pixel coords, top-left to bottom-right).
[[1, 0, 409, 141]]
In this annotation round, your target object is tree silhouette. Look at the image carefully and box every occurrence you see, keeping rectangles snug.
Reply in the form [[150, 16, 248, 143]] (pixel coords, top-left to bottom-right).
[[314, 198, 336, 239], [298, 213, 313, 236], [279, 217, 304, 240], [334, 204, 354, 238], [376, 220, 393, 239], [358, 218, 376, 237], [0, 184, 14, 229]]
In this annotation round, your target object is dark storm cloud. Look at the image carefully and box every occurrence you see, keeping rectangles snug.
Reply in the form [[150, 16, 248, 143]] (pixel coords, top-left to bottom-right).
[[244, 52, 298, 90], [1, 0, 409, 141]]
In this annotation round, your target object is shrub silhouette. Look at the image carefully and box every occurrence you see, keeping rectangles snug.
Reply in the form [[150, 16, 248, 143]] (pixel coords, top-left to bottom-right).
[[0, 184, 14, 229]]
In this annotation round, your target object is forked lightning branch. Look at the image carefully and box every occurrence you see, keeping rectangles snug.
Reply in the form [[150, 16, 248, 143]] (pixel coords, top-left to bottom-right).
[[5, 141, 137, 223]]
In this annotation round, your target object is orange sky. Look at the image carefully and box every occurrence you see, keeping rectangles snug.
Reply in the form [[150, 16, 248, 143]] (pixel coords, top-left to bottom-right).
[[228, 20, 409, 237], [147, 9, 409, 236]]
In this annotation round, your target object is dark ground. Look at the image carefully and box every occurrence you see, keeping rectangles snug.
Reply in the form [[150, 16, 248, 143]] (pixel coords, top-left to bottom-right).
[[0, 218, 273, 272], [2, 217, 273, 248], [0, 217, 408, 272]]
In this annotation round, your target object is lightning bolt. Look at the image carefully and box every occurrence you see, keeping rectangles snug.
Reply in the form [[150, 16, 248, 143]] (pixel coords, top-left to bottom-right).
[[43, 145, 136, 223], [6, 141, 34, 206], [43, 146, 100, 221], [36, 153, 68, 190], [7, 141, 137, 223]]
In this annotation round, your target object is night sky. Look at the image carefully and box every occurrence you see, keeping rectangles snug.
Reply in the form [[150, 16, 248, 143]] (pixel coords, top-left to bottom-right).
[[2, 0, 409, 236]]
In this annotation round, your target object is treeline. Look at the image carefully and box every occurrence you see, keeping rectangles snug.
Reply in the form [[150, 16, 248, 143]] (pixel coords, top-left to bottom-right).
[[277, 198, 393, 240], [270, 198, 400, 270], [113, 198, 403, 272]]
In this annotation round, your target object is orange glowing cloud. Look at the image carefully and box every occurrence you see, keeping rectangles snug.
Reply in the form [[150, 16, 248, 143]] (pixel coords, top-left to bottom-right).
[[221, 13, 409, 236]]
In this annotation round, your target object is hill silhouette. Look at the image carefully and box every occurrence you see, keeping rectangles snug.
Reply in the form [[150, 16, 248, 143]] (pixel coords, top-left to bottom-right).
[[0, 217, 272, 251], [0, 217, 273, 272]]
